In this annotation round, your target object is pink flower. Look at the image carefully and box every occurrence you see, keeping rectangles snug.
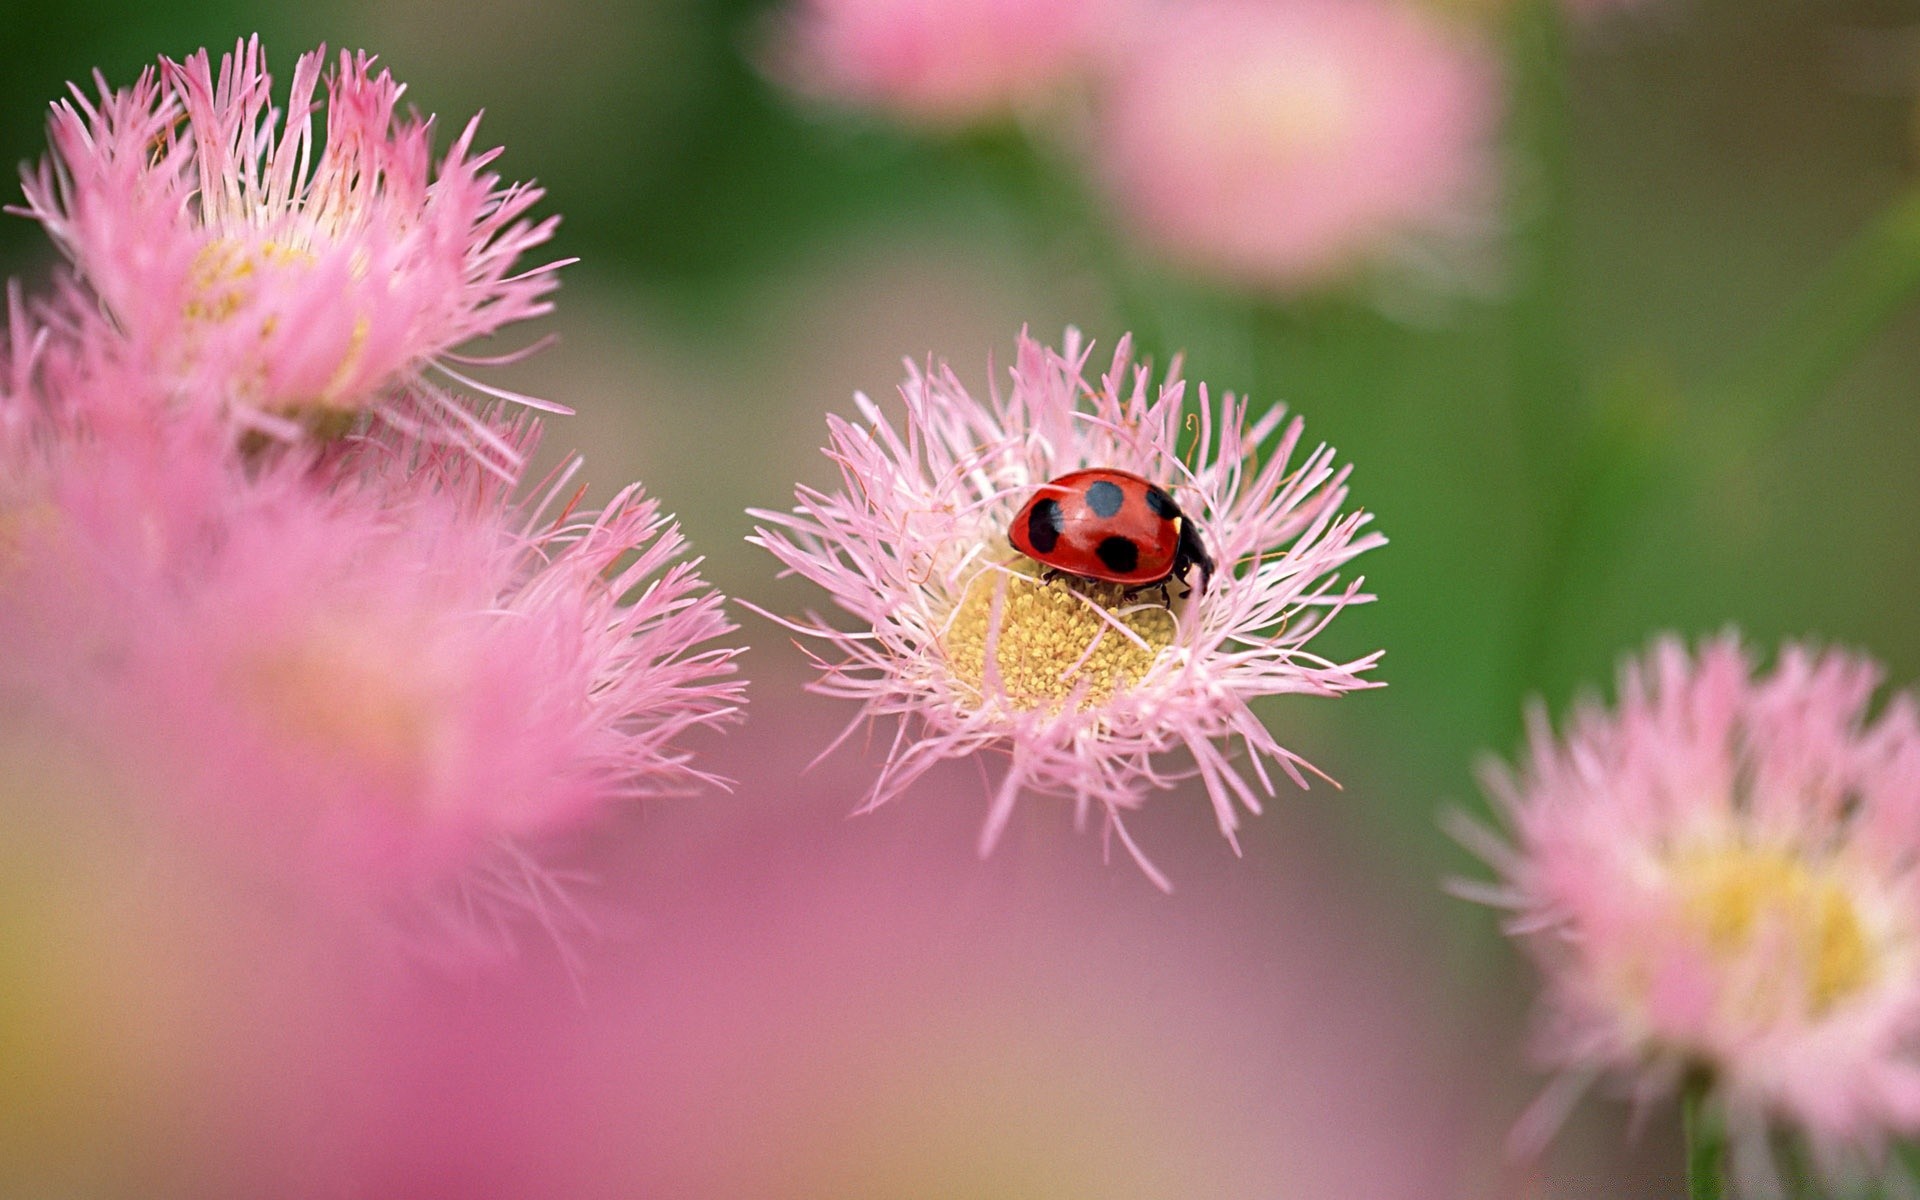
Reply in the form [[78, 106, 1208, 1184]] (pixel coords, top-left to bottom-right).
[[133, 472, 735, 952], [0, 328, 743, 955], [1093, 0, 1500, 295], [751, 328, 1382, 887], [0, 287, 239, 615], [1461, 635, 1920, 1194], [13, 38, 566, 456], [769, 0, 1114, 128]]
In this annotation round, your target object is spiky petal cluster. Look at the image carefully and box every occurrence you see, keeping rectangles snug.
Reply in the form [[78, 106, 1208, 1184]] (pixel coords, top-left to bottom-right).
[[13, 37, 566, 453], [1463, 635, 1920, 1195], [752, 329, 1382, 886], [0, 38, 745, 957], [1, 331, 741, 954]]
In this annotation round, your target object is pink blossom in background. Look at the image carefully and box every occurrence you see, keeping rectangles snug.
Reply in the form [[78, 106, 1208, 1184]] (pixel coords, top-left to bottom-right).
[[13, 37, 567, 457], [1462, 635, 1920, 1195], [752, 329, 1382, 887], [1093, 0, 1501, 295], [770, 0, 1115, 128]]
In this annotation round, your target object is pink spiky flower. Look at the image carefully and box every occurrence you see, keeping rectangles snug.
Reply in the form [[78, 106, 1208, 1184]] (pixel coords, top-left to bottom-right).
[[1093, 0, 1500, 296], [13, 37, 566, 460], [0, 322, 743, 955], [1459, 635, 1920, 1195], [132, 463, 737, 953], [751, 329, 1383, 887]]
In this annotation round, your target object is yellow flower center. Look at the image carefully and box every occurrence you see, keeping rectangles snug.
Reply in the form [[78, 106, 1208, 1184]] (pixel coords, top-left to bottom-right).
[[184, 238, 316, 324], [0, 497, 59, 582], [1671, 844, 1876, 1019], [1209, 56, 1360, 163], [182, 237, 374, 417], [235, 621, 447, 790], [942, 560, 1178, 711], [180, 234, 382, 420]]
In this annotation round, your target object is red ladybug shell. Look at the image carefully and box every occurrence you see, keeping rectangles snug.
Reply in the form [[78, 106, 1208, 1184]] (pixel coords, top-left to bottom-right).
[[1007, 468, 1212, 591]]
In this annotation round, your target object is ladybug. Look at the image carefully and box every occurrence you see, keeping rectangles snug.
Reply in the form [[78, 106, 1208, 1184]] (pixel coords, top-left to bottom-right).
[[1007, 468, 1215, 596]]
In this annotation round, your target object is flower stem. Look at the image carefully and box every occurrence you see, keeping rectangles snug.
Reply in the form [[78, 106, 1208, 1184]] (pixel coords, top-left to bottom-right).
[[1707, 184, 1920, 451], [1496, 0, 1588, 731], [1684, 1085, 1726, 1200], [1504, 0, 1581, 483], [1502, 180, 1920, 727]]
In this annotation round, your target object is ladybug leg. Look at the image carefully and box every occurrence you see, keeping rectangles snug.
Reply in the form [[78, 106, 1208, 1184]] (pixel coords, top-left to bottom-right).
[[1040, 567, 1067, 589]]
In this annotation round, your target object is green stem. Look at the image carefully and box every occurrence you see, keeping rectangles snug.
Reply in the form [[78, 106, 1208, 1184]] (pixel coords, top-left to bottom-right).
[[1684, 1086, 1726, 1200], [1498, 0, 1587, 731], [1711, 186, 1920, 449], [1504, 0, 1582, 482], [1503, 179, 1920, 723]]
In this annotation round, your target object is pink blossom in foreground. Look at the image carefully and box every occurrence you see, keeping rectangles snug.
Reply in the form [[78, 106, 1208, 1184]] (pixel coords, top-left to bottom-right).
[[0, 688, 1477, 1198], [751, 329, 1382, 887], [1093, 0, 1500, 295], [0, 327, 743, 955], [13, 37, 566, 457], [770, 0, 1113, 128], [114, 469, 738, 953], [1460, 635, 1920, 1195]]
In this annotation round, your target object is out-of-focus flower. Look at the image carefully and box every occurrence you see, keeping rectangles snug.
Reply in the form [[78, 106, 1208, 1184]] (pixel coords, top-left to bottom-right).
[[13, 37, 566, 456], [535, 690, 1473, 1199], [751, 328, 1382, 886], [0, 314, 743, 954], [46, 457, 740, 953], [1093, 0, 1500, 296], [768, 0, 1113, 128], [0, 684, 1481, 1198], [1462, 635, 1920, 1195]]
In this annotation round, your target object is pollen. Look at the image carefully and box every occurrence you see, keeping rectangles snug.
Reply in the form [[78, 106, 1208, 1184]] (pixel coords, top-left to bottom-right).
[[183, 237, 373, 419], [183, 238, 317, 325], [942, 560, 1177, 710], [1672, 844, 1877, 1020]]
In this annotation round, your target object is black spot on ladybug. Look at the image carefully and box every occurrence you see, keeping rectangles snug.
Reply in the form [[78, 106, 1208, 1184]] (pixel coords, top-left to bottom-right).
[[1095, 536, 1139, 574], [1026, 499, 1064, 554], [1144, 486, 1177, 519], [1083, 479, 1124, 518]]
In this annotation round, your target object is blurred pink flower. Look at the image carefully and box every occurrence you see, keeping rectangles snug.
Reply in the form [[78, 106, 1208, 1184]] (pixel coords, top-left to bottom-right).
[[0, 684, 1479, 1198], [0, 327, 743, 956], [770, 0, 1113, 128], [751, 328, 1382, 887], [14, 37, 566, 457], [1463, 635, 1920, 1194], [95, 469, 739, 953], [1093, 0, 1501, 295]]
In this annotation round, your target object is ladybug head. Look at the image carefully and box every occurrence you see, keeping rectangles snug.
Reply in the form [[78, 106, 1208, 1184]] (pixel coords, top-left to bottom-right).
[[1173, 515, 1214, 595]]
